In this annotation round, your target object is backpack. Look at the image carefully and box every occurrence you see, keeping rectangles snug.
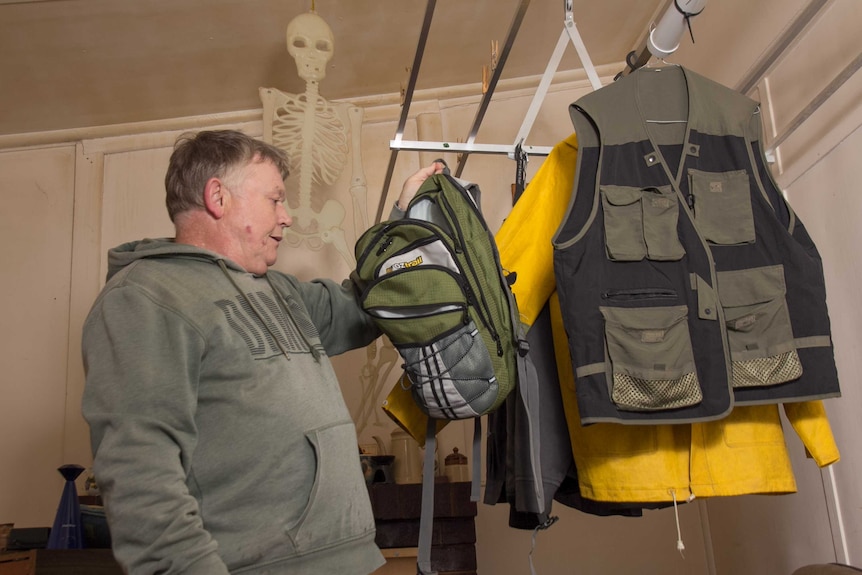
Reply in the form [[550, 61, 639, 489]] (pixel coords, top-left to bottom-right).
[[354, 171, 525, 419], [353, 168, 530, 575]]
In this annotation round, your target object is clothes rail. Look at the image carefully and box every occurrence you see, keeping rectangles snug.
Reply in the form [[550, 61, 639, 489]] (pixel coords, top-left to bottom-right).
[[374, 0, 436, 224], [452, 0, 532, 178], [375, 0, 531, 223], [375, 0, 602, 223]]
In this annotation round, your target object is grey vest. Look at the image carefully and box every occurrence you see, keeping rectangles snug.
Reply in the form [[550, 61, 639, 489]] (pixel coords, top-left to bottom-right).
[[553, 66, 839, 425]]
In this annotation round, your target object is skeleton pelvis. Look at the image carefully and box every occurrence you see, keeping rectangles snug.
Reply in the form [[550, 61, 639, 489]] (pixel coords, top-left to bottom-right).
[[287, 199, 346, 234]]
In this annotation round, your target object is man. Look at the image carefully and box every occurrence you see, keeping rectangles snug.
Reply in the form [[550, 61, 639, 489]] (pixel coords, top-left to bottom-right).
[[82, 129, 443, 574]]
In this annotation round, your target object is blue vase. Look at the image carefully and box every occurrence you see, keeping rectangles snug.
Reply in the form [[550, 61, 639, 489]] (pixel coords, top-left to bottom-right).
[[46, 464, 85, 549]]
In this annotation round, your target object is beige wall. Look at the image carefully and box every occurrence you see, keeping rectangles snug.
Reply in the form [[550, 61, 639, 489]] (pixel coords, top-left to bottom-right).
[[0, 146, 76, 524], [1, 1, 860, 574]]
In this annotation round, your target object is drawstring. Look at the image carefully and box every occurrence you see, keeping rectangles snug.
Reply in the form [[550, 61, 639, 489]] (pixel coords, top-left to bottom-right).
[[528, 515, 558, 575], [669, 489, 686, 557]]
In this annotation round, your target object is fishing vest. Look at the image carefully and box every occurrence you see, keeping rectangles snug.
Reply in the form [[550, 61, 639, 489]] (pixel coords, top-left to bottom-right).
[[553, 65, 839, 425]]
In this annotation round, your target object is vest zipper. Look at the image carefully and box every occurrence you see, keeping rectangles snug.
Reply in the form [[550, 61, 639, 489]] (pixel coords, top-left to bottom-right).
[[602, 288, 677, 301]]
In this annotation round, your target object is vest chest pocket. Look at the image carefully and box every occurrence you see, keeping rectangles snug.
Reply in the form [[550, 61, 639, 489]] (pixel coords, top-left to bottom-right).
[[688, 169, 756, 245], [599, 305, 702, 411], [716, 265, 802, 388], [600, 185, 685, 262]]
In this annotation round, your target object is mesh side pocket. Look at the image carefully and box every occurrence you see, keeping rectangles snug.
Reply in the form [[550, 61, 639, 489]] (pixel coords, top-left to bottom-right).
[[611, 371, 702, 411], [400, 320, 498, 420], [600, 305, 702, 411], [731, 350, 802, 388]]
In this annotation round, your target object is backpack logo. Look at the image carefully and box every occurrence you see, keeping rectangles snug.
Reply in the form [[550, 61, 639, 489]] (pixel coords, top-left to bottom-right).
[[386, 254, 423, 274]]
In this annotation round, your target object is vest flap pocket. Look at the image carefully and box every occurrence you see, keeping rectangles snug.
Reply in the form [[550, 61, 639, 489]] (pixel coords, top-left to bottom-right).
[[642, 186, 685, 261], [601, 186, 646, 261], [600, 185, 685, 262], [688, 168, 756, 245], [717, 265, 802, 388], [715, 264, 786, 306], [602, 185, 643, 206], [363, 267, 466, 344], [599, 305, 702, 411]]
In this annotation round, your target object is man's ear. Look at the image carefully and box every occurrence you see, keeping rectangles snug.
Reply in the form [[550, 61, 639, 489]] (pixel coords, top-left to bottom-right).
[[203, 178, 226, 218]]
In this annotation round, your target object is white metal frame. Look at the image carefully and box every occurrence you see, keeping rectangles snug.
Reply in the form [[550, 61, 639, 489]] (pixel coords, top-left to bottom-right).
[[375, 0, 602, 222]]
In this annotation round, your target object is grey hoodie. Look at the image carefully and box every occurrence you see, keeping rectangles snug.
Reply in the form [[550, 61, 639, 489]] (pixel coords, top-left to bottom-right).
[[82, 238, 384, 574]]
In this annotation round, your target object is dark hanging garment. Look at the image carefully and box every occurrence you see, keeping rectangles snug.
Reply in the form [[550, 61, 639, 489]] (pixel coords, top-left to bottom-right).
[[553, 65, 839, 425]]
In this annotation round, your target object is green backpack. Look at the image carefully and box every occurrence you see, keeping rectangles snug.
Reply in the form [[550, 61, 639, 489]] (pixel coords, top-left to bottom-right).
[[353, 171, 526, 420], [353, 170, 530, 575]]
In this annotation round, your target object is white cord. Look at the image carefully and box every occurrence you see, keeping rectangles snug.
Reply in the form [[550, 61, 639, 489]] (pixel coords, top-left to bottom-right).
[[669, 489, 686, 557], [528, 516, 559, 575]]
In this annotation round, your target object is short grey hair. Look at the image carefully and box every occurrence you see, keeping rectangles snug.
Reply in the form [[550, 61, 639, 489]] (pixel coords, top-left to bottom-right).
[[165, 129, 290, 222]]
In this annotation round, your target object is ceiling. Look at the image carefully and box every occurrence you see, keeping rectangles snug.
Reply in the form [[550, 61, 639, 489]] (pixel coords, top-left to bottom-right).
[[0, 0, 668, 138]]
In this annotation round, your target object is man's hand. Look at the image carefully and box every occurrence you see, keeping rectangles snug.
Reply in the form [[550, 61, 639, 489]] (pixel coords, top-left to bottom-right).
[[395, 161, 447, 211]]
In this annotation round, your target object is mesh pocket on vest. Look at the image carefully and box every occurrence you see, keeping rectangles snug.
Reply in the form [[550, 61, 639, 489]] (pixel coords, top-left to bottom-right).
[[717, 265, 802, 389], [731, 350, 802, 388], [611, 371, 703, 411], [600, 304, 702, 411]]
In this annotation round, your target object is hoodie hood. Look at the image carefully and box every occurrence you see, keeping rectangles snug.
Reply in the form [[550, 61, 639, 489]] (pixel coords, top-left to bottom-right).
[[106, 238, 246, 281]]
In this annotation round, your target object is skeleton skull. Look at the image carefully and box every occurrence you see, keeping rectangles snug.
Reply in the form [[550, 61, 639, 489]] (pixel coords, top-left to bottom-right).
[[286, 12, 334, 83]]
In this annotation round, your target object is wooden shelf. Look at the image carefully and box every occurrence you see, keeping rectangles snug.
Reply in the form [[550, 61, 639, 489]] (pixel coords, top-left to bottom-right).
[[368, 482, 477, 575], [0, 550, 122, 575]]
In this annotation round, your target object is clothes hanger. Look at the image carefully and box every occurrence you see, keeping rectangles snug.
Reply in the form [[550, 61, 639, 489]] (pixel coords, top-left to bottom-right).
[[642, 47, 687, 125]]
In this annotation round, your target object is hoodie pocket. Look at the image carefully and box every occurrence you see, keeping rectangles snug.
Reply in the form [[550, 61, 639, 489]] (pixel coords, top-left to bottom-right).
[[600, 305, 702, 411], [288, 422, 375, 551], [717, 265, 802, 388]]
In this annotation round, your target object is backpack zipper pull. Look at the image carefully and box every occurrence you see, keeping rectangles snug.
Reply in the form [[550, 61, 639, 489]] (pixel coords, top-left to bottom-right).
[[376, 236, 394, 256]]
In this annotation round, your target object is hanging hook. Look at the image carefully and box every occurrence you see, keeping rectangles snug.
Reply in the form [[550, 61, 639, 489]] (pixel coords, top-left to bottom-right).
[[400, 67, 411, 106], [513, 141, 529, 202]]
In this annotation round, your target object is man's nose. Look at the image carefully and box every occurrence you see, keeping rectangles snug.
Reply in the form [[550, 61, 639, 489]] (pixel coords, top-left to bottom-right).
[[278, 203, 292, 227]]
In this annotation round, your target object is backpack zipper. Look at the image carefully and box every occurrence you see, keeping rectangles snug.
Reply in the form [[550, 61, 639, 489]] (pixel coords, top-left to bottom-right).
[[438, 191, 503, 356]]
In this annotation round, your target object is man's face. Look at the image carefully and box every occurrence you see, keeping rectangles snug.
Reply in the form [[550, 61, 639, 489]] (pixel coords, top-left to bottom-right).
[[222, 157, 291, 275]]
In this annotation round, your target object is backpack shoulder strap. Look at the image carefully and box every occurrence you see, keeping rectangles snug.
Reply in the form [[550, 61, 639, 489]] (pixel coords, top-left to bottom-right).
[[417, 418, 439, 575]]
